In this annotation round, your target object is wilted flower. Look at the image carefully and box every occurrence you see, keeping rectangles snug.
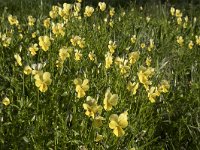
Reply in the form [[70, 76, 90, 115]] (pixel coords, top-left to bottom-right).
[[103, 88, 118, 111], [109, 111, 128, 137], [74, 78, 89, 98], [95, 133, 103, 142]]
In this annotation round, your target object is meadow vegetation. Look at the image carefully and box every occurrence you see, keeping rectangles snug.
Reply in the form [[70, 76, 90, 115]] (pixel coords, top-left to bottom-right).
[[0, 0, 200, 149]]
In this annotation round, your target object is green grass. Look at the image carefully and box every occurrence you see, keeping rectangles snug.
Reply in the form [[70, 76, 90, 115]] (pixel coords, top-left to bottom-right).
[[0, 0, 200, 149]]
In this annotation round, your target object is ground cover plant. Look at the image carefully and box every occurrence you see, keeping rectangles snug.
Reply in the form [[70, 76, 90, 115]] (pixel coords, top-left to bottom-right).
[[0, 0, 200, 149]]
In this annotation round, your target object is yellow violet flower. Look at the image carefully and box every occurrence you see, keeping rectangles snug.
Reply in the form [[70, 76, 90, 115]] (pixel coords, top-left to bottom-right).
[[34, 72, 52, 92], [8, 15, 19, 26], [88, 51, 96, 61], [98, 2, 106, 11], [95, 133, 103, 142], [108, 40, 117, 54], [103, 88, 118, 111], [109, 7, 115, 17], [119, 60, 130, 75], [38, 35, 51, 51], [175, 9, 182, 18], [74, 78, 89, 98], [127, 82, 139, 95], [83, 96, 102, 118], [146, 57, 152, 66], [188, 41, 194, 50], [140, 43, 146, 49], [93, 116, 105, 128], [52, 23, 65, 37], [74, 49, 82, 61], [170, 7, 175, 16], [59, 47, 71, 61], [29, 43, 39, 56], [148, 86, 160, 103], [109, 111, 128, 137], [105, 52, 113, 69], [131, 35, 137, 44], [84, 6, 94, 17], [195, 36, 200, 45], [158, 80, 170, 93], [129, 51, 139, 65], [14, 53, 22, 66], [2, 97, 10, 106], [177, 17, 182, 25], [177, 36, 184, 46], [24, 65, 32, 75], [43, 18, 51, 28], [28, 16, 36, 26]]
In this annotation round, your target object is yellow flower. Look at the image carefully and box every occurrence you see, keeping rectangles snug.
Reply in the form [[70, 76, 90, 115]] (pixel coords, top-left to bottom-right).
[[29, 43, 39, 56], [95, 133, 103, 142], [127, 82, 139, 95], [131, 35, 137, 44], [109, 7, 115, 17], [24, 65, 32, 75], [93, 116, 105, 128], [2, 97, 10, 106], [175, 9, 182, 18], [109, 111, 128, 137], [28, 16, 36, 26], [77, 38, 85, 48], [177, 17, 182, 25], [188, 41, 194, 49], [14, 53, 22, 66], [148, 39, 154, 51], [43, 18, 51, 28], [74, 3, 81, 13], [108, 40, 117, 54], [140, 43, 146, 49], [195, 36, 200, 45], [38, 35, 51, 51], [83, 96, 102, 118], [84, 6, 94, 17], [177, 36, 184, 46], [146, 57, 151, 66], [129, 51, 139, 65], [158, 80, 170, 93], [98, 2, 106, 11], [74, 78, 89, 98], [105, 52, 113, 69], [170, 7, 175, 16], [34, 72, 52, 92], [59, 47, 71, 61], [119, 60, 130, 75], [148, 86, 160, 103], [8, 15, 19, 26], [103, 88, 118, 111], [74, 49, 82, 61], [52, 23, 65, 37], [88, 51, 96, 61]]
